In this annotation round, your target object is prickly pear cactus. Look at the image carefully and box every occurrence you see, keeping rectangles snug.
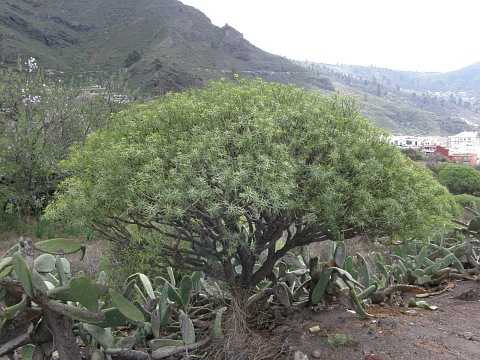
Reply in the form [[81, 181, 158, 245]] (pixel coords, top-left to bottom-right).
[[0, 238, 151, 360]]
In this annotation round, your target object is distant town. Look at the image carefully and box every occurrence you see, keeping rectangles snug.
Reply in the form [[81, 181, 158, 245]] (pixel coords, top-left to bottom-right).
[[390, 131, 479, 166]]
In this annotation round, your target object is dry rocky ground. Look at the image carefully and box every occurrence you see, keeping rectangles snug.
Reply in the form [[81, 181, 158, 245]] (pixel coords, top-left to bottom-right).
[[282, 279, 480, 360]]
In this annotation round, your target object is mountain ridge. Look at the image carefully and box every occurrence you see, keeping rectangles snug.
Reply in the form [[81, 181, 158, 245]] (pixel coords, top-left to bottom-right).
[[0, 0, 332, 95]]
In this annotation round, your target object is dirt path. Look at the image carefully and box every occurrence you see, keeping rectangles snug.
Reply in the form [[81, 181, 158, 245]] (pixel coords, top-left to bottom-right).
[[282, 280, 480, 360]]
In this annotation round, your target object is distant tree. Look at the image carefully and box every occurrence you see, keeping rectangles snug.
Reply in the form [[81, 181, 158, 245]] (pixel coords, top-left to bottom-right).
[[45, 78, 459, 290], [124, 50, 141, 67], [401, 148, 424, 161], [422, 93, 428, 105], [437, 163, 480, 195], [153, 58, 163, 71], [0, 59, 131, 214]]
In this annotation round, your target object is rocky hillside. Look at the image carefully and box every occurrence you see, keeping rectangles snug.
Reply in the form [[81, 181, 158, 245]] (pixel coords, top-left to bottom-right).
[[1, 0, 479, 135], [0, 0, 332, 95]]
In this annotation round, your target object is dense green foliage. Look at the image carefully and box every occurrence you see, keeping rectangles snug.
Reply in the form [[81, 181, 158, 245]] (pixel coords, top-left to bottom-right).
[[124, 50, 141, 68], [0, 60, 131, 215], [45, 78, 459, 288], [454, 194, 480, 209], [437, 163, 480, 195]]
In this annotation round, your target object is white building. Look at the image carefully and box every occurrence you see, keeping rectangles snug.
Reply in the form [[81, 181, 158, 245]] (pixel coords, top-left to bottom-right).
[[447, 131, 478, 152], [389, 135, 426, 148]]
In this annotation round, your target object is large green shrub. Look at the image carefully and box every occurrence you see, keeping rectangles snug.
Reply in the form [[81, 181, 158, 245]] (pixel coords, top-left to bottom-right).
[[45, 78, 459, 290]]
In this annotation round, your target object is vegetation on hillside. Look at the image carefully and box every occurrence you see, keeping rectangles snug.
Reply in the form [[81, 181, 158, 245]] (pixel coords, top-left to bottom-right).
[[0, 58, 132, 216], [300, 62, 474, 135], [0, 0, 330, 96], [2, 0, 479, 135]]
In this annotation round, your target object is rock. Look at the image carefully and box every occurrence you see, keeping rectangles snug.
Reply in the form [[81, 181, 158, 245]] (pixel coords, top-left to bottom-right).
[[311, 349, 322, 358], [369, 291, 386, 304], [273, 282, 292, 306], [463, 331, 474, 340], [377, 318, 397, 328], [308, 325, 321, 333], [294, 350, 309, 360], [455, 288, 480, 301], [364, 355, 384, 360]]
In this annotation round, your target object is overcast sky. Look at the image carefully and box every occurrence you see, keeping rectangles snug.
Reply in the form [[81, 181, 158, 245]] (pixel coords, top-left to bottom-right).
[[181, 0, 479, 73]]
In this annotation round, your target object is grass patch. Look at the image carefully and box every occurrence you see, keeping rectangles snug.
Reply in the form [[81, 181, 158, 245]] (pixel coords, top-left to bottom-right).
[[326, 333, 349, 347]]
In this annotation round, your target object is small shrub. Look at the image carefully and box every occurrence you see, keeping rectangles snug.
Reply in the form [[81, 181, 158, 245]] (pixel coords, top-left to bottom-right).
[[124, 50, 141, 67], [34, 218, 51, 238], [401, 148, 424, 161], [437, 164, 480, 195], [153, 58, 162, 70], [102, 238, 166, 283], [327, 333, 348, 346]]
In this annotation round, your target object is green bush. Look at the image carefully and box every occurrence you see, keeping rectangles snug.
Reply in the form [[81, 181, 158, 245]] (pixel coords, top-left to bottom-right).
[[124, 50, 141, 67], [45, 78, 459, 290], [437, 164, 480, 195], [454, 194, 480, 209]]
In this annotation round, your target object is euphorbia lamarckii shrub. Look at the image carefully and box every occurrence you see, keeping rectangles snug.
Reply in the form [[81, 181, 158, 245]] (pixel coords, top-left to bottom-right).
[[45, 78, 459, 290]]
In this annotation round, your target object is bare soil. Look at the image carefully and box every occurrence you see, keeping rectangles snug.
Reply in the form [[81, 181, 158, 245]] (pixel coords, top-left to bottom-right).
[[281, 279, 480, 360]]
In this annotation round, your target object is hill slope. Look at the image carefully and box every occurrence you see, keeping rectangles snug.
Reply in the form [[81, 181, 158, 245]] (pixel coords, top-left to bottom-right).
[[1, 0, 479, 136], [300, 62, 480, 135], [0, 0, 332, 95]]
